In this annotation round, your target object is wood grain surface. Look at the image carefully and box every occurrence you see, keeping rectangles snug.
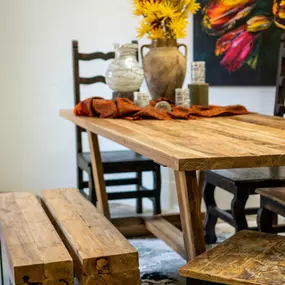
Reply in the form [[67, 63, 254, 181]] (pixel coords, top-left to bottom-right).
[[256, 187, 285, 207], [0, 192, 73, 285], [180, 230, 285, 285], [144, 216, 186, 259], [60, 110, 285, 171], [175, 171, 206, 261], [87, 131, 110, 218], [112, 213, 183, 238], [41, 188, 139, 285]]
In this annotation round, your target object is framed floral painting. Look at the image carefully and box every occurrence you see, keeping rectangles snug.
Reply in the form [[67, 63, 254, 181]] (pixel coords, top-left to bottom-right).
[[194, 0, 283, 86]]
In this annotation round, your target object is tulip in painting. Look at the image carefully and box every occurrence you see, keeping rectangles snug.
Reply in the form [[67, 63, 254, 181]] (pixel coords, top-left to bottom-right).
[[194, 0, 283, 85], [215, 16, 272, 72]]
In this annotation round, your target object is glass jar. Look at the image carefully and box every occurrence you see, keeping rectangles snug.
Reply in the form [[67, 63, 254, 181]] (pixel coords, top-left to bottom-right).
[[106, 44, 144, 92]]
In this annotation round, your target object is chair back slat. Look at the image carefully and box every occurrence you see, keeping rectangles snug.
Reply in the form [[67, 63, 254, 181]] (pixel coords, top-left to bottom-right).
[[72, 40, 116, 155], [72, 40, 138, 155], [79, 75, 106, 85], [78, 51, 115, 61], [275, 33, 285, 117], [73, 40, 81, 106]]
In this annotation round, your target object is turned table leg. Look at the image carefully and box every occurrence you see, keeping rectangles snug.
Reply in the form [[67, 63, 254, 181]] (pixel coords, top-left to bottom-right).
[[175, 171, 206, 261], [88, 131, 110, 219]]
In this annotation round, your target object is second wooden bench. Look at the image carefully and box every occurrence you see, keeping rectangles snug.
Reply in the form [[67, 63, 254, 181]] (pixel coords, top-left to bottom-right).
[[0, 192, 74, 285], [41, 188, 140, 285]]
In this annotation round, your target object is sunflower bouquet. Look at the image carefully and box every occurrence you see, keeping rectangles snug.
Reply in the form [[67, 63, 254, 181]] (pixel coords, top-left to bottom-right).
[[133, 0, 200, 39]]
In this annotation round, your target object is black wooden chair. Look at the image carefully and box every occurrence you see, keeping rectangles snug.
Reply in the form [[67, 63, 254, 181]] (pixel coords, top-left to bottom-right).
[[203, 34, 285, 244], [72, 40, 162, 215], [257, 187, 285, 233]]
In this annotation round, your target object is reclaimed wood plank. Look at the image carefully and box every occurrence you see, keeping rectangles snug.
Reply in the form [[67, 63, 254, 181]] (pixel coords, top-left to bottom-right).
[[111, 213, 183, 238], [256, 187, 285, 207], [60, 110, 285, 171], [87, 131, 110, 218], [174, 171, 206, 261], [41, 188, 140, 285], [0, 192, 73, 285], [144, 216, 186, 259], [180, 230, 285, 285]]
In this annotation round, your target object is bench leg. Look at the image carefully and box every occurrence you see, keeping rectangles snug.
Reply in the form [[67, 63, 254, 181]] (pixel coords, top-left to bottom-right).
[[231, 190, 249, 232], [175, 171, 206, 261], [203, 183, 218, 244], [136, 171, 143, 214], [0, 242, 4, 285]]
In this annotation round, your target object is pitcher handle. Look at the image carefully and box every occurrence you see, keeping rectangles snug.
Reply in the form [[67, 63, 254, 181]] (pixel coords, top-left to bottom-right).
[[141, 44, 151, 59], [177, 43, 188, 58]]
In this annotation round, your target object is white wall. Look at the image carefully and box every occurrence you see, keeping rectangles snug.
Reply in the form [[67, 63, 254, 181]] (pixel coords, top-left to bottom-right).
[[0, 0, 276, 210], [0, 0, 137, 193]]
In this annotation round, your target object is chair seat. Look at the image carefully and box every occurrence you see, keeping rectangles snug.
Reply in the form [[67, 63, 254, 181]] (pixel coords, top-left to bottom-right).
[[78, 150, 158, 173], [208, 167, 285, 191], [257, 187, 285, 207], [180, 230, 285, 285]]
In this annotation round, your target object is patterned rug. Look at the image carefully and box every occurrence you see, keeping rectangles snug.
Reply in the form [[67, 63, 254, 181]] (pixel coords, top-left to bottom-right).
[[110, 203, 239, 285], [131, 229, 234, 285]]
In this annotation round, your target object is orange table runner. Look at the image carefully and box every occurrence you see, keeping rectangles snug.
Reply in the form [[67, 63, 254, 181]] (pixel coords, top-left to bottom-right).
[[74, 97, 249, 120]]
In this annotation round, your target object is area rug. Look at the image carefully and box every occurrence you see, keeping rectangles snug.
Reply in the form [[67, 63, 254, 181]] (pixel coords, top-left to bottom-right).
[[131, 229, 234, 285]]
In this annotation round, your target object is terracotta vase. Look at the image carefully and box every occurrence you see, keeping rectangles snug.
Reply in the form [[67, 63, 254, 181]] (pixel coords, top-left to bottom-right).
[[141, 39, 187, 101]]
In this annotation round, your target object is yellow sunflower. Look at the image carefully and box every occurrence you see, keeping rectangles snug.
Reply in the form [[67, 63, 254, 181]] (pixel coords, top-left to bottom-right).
[[157, 3, 179, 20], [137, 19, 152, 38], [133, 0, 200, 39], [133, 0, 144, 16], [149, 27, 165, 39], [143, 0, 163, 16], [185, 0, 200, 14], [168, 16, 189, 38]]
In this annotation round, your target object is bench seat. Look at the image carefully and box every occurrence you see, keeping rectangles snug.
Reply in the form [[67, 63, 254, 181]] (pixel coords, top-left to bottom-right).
[[0, 192, 73, 285], [180, 230, 285, 285], [41, 188, 140, 285]]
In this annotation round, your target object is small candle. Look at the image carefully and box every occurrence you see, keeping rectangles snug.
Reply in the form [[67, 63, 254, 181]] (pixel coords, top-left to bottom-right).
[[191, 61, 206, 84], [134, 92, 150, 108], [175, 88, 191, 108]]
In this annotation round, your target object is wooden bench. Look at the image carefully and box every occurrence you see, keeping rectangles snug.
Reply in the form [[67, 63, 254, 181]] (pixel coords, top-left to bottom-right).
[[179, 230, 285, 285], [41, 188, 140, 285], [257, 187, 285, 233], [0, 192, 74, 285]]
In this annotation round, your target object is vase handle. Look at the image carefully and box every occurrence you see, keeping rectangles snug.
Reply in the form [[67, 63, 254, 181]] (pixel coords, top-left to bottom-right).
[[178, 43, 188, 58], [141, 44, 151, 59]]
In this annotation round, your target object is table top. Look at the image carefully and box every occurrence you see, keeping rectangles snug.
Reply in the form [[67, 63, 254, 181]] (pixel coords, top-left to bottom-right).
[[60, 110, 285, 171]]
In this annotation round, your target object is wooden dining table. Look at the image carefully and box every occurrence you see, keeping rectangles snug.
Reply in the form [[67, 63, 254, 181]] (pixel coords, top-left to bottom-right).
[[60, 110, 285, 262]]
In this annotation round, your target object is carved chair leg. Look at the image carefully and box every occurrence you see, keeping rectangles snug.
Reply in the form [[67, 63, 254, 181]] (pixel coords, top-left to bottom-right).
[[203, 182, 218, 244], [77, 167, 83, 191], [257, 205, 274, 233], [88, 166, 97, 206], [231, 190, 249, 232], [272, 213, 278, 226], [153, 166, 162, 215], [136, 171, 143, 214]]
